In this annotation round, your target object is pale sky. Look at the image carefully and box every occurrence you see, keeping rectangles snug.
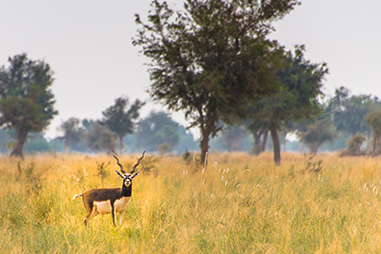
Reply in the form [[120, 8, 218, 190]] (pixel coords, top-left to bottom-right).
[[1, 0, 380, 140]]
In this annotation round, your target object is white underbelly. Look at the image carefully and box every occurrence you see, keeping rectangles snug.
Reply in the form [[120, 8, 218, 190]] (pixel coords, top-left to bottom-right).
[[94, 200, 112, 214], [93, 197, 131, 214]]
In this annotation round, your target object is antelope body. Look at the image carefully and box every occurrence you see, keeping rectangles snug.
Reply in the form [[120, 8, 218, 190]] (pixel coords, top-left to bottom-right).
[[73, 151, 145, 226]]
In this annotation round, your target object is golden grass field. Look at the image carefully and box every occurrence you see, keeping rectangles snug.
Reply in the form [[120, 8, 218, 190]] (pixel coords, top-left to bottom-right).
[[1, 151, 381, 253]]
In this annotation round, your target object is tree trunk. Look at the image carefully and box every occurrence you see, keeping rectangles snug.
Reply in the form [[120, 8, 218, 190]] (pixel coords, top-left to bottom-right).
[[270, 127, 281, 166], [11, 129, 28, 159], [312, 141, 322, 155], [252, 132, 262, 155], [261, 130, 268, 152], [119, 134, 124, 154], [366, 132, 371, 153], [63, 138, 68, 153], [200, 131, 210, 167], [373, 133, 377, 155]]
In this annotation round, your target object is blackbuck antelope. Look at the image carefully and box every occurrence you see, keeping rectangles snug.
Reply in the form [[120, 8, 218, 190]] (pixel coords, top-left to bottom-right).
[[73, 151, 145, 226]]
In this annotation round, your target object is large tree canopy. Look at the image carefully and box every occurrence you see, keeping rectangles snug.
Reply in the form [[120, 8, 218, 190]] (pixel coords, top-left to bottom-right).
[[134, 0, 300, 164], [245, 46, 328, 164], [0, 53, 57, 158]]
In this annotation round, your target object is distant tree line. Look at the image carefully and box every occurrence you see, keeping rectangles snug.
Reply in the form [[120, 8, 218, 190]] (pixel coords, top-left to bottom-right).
[[0, 110, 199, 156], [192, 86, 381, 159], [55, 108, 199, 155]]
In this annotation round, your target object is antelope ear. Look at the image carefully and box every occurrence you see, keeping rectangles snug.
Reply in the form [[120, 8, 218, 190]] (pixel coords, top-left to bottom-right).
[[115, 170, 125, 179], [131, 171, 141, 179]]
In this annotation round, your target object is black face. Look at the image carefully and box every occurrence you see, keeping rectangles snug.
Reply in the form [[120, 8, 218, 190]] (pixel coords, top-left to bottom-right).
[[115, 171, 140, 188]]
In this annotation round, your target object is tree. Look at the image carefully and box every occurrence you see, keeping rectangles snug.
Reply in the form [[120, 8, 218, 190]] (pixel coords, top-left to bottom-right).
[[23, 132, 54, 154], [0, 53, 58, 158], [58, 118, 83, 152], [158, 142, 171, 155], [102, 97, 145, 154], [0, 128, 11, 153], [298, 119, 336, 155], [280, 120, 298, 152], [365, 110, 381, 155], [86, 122, 116, 154], [134, 111, 180, 152], [328, 86, 379, 136], [133, 0, 300, 165], [346, 133, 366, 155], [244, 117, 268, 155], [245, 46, 327, 164], [221, 125, 248, 152]]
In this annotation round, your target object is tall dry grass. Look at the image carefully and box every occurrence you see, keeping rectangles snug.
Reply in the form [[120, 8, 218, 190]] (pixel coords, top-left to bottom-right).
[[1, 152, 381, 253]]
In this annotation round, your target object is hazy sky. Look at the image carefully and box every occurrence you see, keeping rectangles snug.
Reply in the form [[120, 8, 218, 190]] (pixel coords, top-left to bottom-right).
[[1, 0, 380, 139]]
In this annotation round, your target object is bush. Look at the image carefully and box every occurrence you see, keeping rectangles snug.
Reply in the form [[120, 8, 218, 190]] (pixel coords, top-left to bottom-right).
[[340, 133, 368, 157]]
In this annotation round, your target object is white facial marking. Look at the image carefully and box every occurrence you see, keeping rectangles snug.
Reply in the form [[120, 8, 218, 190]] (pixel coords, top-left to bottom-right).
[[124, 179, 131, 187]]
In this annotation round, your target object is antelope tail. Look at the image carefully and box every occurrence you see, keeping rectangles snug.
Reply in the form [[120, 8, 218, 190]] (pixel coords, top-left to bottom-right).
[[72, 194, 83, 200]]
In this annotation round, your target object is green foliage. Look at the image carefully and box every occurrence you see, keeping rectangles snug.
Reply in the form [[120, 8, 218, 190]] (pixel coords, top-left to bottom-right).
[[86, 122, 116, 154], [328, 86, 380, 136], [275, 45, 327, 122], [133, 0, 300, 164], [23, 133, 53, 154], [102, 97, 144, 136], [246, 45, 328, 163], [0, 129, 55, 155], [209, 125, 253, 152], [365, 110, 381, 154], [298, 119, 336, 155], [0, 128, 11, 153], [339, 133, 367, 157], [365, 110, 381, 137], [0, 53, 58, 157], [134, 111, 180, 153], [102, 97, 145, 153], [348, 133, 366, 153], [158, 142, 170, 155], [175, 125, 198, 153], [58, 118, 83, 152], [221, 125, 249, 152], [319, 132, 351, 152]]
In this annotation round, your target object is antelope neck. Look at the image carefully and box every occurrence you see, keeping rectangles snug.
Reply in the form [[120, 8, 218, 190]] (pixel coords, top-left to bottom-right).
[[121, 182, 132, 197]]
